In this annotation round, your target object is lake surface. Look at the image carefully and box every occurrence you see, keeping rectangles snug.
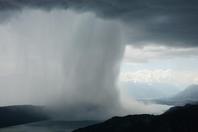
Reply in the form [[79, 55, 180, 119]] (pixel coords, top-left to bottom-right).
[[0, 120, 99, 132]]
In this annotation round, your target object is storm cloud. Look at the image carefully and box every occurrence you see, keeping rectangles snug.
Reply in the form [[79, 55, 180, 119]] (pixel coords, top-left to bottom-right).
[[0, 0, 198, 47]]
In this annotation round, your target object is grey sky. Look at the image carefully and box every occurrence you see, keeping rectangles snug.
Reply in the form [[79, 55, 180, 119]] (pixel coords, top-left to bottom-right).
[[0, 0, 198, 47]]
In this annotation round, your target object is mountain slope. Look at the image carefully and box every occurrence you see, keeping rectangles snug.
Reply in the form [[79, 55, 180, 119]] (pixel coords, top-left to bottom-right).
[[0, 105, 49, 128], [73, 104, 198, 132], [172, 84, 198, 101], [155, 84, 198, 105]]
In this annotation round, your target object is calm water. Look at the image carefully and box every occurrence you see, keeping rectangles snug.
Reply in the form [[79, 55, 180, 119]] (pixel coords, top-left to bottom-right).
[[0, 120, 99, 132]]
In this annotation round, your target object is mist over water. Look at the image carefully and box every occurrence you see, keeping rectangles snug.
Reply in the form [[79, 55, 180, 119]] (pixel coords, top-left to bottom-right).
[[0, 9, 126, 119]]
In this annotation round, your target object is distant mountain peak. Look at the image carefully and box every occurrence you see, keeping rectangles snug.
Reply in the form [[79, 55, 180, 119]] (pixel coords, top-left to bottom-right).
[[154, 84, 198, 106]]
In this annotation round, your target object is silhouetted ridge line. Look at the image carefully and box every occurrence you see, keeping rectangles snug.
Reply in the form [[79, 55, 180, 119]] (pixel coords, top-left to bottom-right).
[[74, 104, 198, 132]]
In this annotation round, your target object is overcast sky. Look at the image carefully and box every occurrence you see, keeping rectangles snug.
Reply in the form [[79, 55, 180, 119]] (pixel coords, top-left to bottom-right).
[[120, 45, 198, 87]]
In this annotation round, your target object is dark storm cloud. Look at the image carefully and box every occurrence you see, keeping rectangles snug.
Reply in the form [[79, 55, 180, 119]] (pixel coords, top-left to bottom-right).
[[0, 0, 198, 47]]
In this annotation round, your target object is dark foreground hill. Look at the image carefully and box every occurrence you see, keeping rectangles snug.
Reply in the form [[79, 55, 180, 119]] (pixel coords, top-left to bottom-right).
[[0, 105, 49, 128], [74, 104, 198, 132]]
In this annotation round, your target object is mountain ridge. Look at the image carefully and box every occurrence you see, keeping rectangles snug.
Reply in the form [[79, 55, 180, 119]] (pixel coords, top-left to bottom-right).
[[0, 105, 49, 128], [154, 84, 198, 105], [73, 104, 198, 132]]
